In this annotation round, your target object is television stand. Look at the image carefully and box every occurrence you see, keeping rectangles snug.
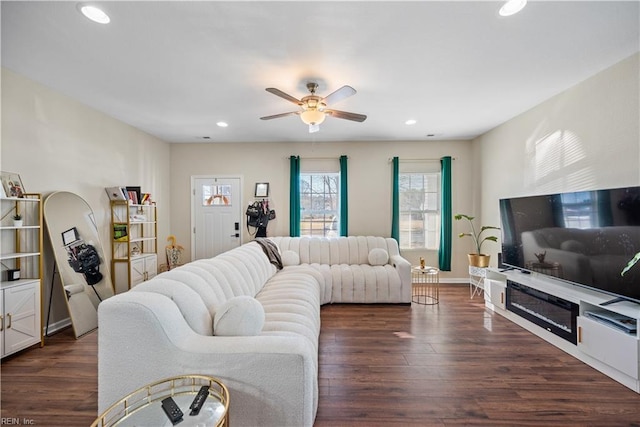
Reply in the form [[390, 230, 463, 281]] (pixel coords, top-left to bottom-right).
[[483, 268, 640, 394]]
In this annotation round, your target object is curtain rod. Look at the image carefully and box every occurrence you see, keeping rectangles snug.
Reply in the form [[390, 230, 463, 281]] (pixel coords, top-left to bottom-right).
[[287, 156, 347, 160], [388, 157, 456, 162]]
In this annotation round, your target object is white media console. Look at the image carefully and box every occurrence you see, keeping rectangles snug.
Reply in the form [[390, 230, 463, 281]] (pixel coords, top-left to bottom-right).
[[483, 268, 640, 393]]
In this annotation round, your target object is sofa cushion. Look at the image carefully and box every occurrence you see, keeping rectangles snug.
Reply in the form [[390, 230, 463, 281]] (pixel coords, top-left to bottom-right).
[[214, 296, 265, 336], [368, 248, 389, 266], [282, 250, 300, 267]]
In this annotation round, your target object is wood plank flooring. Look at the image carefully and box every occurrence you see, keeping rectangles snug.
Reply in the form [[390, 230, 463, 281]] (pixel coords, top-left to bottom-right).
[[2, 285, 640, 426]]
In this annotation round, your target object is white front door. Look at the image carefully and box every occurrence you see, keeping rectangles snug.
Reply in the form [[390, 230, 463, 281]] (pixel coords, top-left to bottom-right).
[[192, 176, 242, 260]]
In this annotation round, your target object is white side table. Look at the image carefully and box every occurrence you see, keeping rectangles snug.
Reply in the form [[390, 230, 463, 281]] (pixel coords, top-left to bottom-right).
[[469, 265, 487, 299], [412, 266, 439, 305]]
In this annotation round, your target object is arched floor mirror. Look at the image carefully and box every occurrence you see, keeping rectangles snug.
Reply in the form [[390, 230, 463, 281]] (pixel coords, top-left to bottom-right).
[[44, 191, 114, 338]]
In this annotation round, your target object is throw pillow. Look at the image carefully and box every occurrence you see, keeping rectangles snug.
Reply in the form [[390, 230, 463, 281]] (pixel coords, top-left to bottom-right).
[[281, 250, 300, 266], [368, 248, 389, 266], [214, 296, 265, 336]]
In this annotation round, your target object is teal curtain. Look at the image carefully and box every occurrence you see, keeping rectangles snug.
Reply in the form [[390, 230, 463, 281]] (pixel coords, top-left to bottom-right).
[[391, 157, 400, 242], [289, 156, 301, 237], [339, 155, 348, 236], [439, 156, 452, 271]]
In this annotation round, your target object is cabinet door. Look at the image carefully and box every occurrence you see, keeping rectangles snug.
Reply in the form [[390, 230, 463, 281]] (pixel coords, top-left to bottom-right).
[[0, 290, 4, 357], [578, 316, 639, 379], [145, 255, 158, 281], [484, 279, 506, 309], [3, 282, 41, 356], [130, 258, 146, 287]]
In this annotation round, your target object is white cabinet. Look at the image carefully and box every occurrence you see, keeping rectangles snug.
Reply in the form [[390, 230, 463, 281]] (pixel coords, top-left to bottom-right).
[[578, 315, 639, 378], [110, 200, 158, 293], [1, 194, 43, 357], [578, 301, 639, 380], [2, 281, 41, 357], [114, 253, 157, 289]]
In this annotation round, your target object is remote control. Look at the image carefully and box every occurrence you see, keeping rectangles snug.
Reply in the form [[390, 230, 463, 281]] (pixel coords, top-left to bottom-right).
[[189, 385, 210, 416], [161, 396, 184, 425]]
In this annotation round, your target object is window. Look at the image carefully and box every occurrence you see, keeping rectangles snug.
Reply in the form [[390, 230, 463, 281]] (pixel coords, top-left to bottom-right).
[[561, 191, 597, 228], [399, 172, 441, 249], [300, 173, 340, 237]]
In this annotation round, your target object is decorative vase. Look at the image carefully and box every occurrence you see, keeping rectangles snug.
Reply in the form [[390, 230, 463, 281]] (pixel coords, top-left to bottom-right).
[[13, 220, 23, 227], [468, 254, 490, 268]]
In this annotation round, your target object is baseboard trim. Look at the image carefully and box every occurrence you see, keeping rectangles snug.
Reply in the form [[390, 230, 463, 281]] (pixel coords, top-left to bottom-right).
[[44, 317, 73, 336]]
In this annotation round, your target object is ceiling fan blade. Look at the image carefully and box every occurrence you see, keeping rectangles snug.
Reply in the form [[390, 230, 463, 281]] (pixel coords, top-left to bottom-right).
[[325, 109, 367, 122], [260, 111, 300, 120], [321, 85, 356, 106], [265, 88, 303, 105]]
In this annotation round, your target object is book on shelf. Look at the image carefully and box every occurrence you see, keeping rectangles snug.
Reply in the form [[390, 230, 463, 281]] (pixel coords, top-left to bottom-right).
[[113, 224, 128, 242], [585, 310, 637, 334]]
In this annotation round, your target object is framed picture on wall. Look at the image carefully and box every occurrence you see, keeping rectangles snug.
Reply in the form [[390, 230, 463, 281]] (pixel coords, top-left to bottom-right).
[[1, 171, 25, 198], [255, 182, 269, 198]]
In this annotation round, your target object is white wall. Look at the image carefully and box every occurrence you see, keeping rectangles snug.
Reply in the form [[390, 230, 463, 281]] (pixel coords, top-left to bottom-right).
[[1, 68, 171, 328], [475, 53, 640, 259], [170, 139, 476, 280]]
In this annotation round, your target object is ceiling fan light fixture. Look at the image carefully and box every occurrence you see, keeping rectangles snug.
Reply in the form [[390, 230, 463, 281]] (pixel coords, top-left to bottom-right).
[[499, 0, 527, 16], [78, 3, 111, 24], [300, 109, 326, 125]]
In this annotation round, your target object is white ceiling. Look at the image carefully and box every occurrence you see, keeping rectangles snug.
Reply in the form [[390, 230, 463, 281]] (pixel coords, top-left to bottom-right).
[[2, 1, 639, 143]]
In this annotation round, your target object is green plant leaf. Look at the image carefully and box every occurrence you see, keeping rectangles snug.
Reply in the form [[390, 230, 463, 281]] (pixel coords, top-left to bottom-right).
[[621, 252, 640, 276]]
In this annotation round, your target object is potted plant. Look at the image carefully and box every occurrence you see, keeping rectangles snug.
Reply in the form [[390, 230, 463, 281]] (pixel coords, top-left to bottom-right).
[[13, 213, 23, 227], [454, 214, 500, 267]]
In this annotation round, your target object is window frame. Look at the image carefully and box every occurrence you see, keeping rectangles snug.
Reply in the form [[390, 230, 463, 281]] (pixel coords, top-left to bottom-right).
[[299, 172, 341, 237], [398, 170, 441, 250]]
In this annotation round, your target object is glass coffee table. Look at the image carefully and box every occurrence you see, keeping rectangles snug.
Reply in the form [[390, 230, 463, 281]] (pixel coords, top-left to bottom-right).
[[92, 375, 229, 427]]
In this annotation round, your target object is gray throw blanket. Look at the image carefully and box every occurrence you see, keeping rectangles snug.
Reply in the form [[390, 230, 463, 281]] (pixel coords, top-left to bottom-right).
[[255, 238, 283, 270]]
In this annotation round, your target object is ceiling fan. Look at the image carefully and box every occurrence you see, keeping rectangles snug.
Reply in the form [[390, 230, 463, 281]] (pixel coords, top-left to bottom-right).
[[260, 82, 367, 133]]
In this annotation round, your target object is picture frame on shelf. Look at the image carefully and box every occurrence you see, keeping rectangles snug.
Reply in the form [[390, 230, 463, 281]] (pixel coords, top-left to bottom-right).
[[61, 227, 80, 247], [1, 171, 25, 198], [105, 186, 127, 201], [255, 182, 269, 198]]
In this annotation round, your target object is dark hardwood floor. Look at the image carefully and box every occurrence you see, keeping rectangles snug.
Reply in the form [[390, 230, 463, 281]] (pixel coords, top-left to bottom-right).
[[2, 285, 639, 426]]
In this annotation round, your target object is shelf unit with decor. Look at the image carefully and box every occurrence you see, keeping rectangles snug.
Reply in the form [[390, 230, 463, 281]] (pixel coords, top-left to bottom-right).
[[110, 200, 157, 293], [0, 193, 43, 357]]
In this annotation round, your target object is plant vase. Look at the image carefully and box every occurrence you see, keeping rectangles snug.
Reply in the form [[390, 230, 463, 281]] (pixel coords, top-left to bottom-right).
[[467, 254, 490, 268], [13, 219, 23, 227]]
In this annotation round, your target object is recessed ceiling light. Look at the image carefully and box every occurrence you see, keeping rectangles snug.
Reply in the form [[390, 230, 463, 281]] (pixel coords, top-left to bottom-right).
[[499, 0, 527, 17], [78, 4, 110, 24], [216, 122, 229, 128], [405, 119, 417, 125]]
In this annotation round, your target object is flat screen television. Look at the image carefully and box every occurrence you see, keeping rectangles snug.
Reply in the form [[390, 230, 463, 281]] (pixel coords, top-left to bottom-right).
[[499, 186, 640, 305]]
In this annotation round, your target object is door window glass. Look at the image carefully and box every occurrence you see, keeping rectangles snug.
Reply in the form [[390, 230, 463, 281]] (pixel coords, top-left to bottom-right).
[[202, 185, 231, 206]]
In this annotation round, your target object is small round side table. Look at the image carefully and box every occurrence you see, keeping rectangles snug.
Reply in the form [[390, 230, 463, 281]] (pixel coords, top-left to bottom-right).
[[412, 266, 439, 305], [92, 375, 229, 427]]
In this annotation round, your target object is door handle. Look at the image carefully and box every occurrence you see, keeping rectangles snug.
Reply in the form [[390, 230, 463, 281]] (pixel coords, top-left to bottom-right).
[[6, 313, 11, 329], [230, 233, 239, 238], [0, 314, 3, 331]]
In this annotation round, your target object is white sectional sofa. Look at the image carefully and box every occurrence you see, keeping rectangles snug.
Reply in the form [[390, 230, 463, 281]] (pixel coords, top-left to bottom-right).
[[98, 236, 410, 427]]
